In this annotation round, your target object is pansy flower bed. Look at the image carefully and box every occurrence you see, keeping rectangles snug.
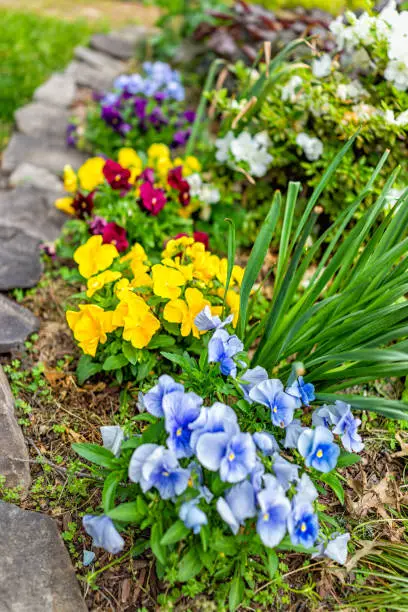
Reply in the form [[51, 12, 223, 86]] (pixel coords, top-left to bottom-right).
[[66, 235, 243, 385], [55, 144, 220, 257], [68, 62, 196, 157]]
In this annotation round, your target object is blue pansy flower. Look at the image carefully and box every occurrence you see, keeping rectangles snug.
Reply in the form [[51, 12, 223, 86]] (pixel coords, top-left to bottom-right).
[[313, 532, 350, 565], [186, 461, 214, 503], [179, 499, 208, 534], [240, 366, 268, 403], [256, 481, 291, 548], [286, 376, 315, 406], [250, 460, 266, 493], [332, 401, 364, 453], [129, 445, 189, 499], [189, 402, 239, 452], [271, 455, 300, 491], [312, 404, 339, 428], [196, 430, 256, 483], [284, 419, 304, 449], [208, 329, 244, 378], [142, 375, 184, 417], [298, 427, 340, 473], [249, 379, 299, 428], [194, 305, 233, 332], [100, 425, 124, 457], [83, 515, 124, 554], [292, 473, 318, 506], [287, 502, 319, 548], [253, 431, 280, 456], [162, 391, 203, 458], [216, 481, 256, 534], [82, 550, 96, 566]]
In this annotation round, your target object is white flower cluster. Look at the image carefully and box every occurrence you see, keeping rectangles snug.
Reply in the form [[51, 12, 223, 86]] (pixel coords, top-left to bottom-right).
[[296, 133, 324, 162], [330, 1, 408, 91], [336, 79, 368, 101], [186, 173, 220, 220], [312, 54, 332, 78], [215, 131, 273, 178]]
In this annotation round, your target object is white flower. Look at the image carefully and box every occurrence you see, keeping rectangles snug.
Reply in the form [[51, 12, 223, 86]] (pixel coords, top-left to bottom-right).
[[336, 80, 368, 101], [230, 132, 255, 162], [215, 131, 234, 162], [186, 173, 220, 206], [384, 59, 408, 91], [352, 103, 378, 121], [296, 133, 324, 162], [281, 75, 303, 102], [186, 173, 202, 195], [312, 54, 332, 78], [396, 110, 408, 126]]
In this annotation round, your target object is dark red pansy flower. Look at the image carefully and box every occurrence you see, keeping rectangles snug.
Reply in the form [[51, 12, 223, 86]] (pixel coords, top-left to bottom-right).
[[103, 159, 132, 192], [138, 167, 155, 184], [178, 188, 191, 207], [193, 231, 210, 250], [89, 215, 108, 235], [139, 182, 167, 216], [72, 191, 95, 219], [167, 166, 184, 190], [102, 222, 129, 252]]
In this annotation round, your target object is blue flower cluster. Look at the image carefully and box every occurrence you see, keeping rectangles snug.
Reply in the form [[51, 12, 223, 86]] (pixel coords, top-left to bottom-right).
[[112, 62, 185, 102], [82, 309, 363, 563]]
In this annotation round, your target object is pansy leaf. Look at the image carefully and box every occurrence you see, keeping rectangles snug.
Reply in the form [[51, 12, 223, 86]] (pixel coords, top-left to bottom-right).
[[177, 548, 203, 582], [148, 335, 176, 349], [76, 355, 102, 385], [102, 471, 122, 513], [103, 354, 129, 371], [72, 443, 117, 469], [160, 520, 190, 546], [320, 472, 345, 505], [150, 523, 167, 566], [229, 571, 244, 612], [336, 452, 362, 468], [264, 548, 279, 579], [122, 341, 139, 365], [107, 501, 145, 523]]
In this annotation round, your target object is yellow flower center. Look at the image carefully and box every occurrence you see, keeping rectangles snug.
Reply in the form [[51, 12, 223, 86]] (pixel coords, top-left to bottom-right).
[[228, 452, 235, 462], [263, 513, 269, 521], [115, 174, 121, 181], [176, 427, 182, 437], [162, 471, 169, 477], [273, 407, 277, 413], [316, 449, 323, 458], [300, 522, 307, 533], [188, 477, 193, 487]]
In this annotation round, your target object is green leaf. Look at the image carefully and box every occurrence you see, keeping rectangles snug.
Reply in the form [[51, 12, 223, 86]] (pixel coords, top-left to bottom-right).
[[229, 571, 244, 612], [336, 452, 362, 468], [150, 523, 167, 566], [160, 520, 190, 546], [102, 471, 121, 513], [72, 442, 117, 469], [107, 501, 145, 523], [102, 354, 129, 371], [122, 341, 139, 365], [177, 547, 203, 582], [141, 419, 165, 443], [264, 548, 279, 579], [320, 472, 345, 504], [76, 354, 102, 385], [148, 335, 176, 349]]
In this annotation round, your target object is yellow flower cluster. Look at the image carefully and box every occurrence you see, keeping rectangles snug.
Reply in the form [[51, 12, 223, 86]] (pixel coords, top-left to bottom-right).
[[66, 235, 243, 360]]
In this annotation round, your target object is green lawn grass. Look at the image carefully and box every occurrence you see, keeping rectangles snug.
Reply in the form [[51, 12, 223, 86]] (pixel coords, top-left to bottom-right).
[[0, 10, 98, 149]]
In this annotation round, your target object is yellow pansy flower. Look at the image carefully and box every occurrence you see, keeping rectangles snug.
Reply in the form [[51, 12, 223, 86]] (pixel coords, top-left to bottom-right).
[[216, 260, 245, 287], [156, 156, 173, 183], [118, 148, 143, 183], [183, 155, 202, 176], [77, 157, 105, 191], [86, 270, 122, 298], [131, 262, 153, 288], [74, 235, 119, 279], [112, 292, 149, 327], [147, 143, 171, 163], [114, 278, 132, 300], [63, 165, 77, 193], [163, 287, 210, 338], [162, 236, 194, 258], [161, 257, 193, 282], [55, 196, 75, 215], [122, 297, 160, 348], [191, 250, 221, 283], [121, 243, 148, 266], [66, 304, 115, 357], [152, 264, 186, 300], [226, 290, 240, 327]]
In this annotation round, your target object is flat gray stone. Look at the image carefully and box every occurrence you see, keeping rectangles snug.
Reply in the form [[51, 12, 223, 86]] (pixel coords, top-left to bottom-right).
[[90, 32, 137, 60], [65, 60, 118, 92], [74, 45, 125, 72], [0, 185, 66, 242], [0, 502, 87, 612], [9, 163, 63, 192], [0, 366, 31, 493], [0, 226, 42, 290], [0, 294, 39, 353], [34, 73, 77, 108], [15, 102, 69, 140], [2, 133, 87, 175]]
